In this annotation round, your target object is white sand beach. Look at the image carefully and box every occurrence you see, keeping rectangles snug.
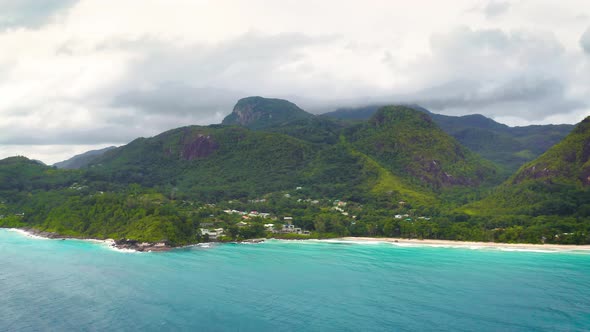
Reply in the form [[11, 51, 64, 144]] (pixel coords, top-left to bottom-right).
[[337, 237, 590, 252]]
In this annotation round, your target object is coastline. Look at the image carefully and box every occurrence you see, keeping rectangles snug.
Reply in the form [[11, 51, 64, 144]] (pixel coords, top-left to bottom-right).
[[5, 228, 590, 253], [4, 228, 265, 252], [336, 237, 590, 252], [5, 228, 170, 252]]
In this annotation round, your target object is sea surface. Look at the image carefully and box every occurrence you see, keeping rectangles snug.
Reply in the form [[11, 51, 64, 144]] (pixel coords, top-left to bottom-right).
[[1, 229, 589, 331]]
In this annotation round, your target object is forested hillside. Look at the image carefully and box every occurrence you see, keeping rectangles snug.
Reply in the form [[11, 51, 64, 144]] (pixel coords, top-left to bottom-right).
[[325, 105, 573, 174], [1, 97, 588, 245]]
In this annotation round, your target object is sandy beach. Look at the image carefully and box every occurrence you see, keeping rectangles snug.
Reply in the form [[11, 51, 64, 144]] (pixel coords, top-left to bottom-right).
[[338, 237, 590, 251], [6, 228, 590, 252]]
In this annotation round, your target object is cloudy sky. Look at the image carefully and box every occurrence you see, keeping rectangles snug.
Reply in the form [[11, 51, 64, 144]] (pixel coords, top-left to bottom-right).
[[1, 0, 589, 163]]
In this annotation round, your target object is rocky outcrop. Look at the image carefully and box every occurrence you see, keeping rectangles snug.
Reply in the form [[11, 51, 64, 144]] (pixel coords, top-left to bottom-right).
[[221, 96, 313, 129], [512, 164, 556, 184], [114, 239, 171, 252], [180, 134, 219, 160], [16, 228, 172, 252], [411, 159, 474, 188]]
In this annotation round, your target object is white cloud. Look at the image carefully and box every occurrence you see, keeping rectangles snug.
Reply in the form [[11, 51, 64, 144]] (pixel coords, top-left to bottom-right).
[[0, 0, 589, 163], [581, 27, 590, 53], [483, 1, 511, 18], [0, 0, 78, 29]]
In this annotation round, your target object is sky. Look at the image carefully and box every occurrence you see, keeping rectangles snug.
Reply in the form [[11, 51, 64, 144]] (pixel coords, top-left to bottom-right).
[[1, 0, 589, 164]]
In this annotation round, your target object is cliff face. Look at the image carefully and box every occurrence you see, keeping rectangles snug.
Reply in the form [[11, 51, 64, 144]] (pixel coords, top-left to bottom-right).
[[180, 134, 219, 160]]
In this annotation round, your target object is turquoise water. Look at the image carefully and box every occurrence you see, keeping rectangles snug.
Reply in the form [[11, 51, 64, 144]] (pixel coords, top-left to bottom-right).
[[1, 230, 589, 331]]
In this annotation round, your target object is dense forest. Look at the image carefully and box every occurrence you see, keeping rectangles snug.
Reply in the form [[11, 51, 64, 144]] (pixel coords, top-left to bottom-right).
[[1, 97, 589, 245]]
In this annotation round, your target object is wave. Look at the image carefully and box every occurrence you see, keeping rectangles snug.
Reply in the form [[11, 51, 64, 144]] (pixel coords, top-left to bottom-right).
[[6, 228, 49, 240]]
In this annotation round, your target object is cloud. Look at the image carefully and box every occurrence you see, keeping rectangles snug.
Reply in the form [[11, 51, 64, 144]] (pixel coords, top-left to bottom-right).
[[413, 78, 585, 119], [106, 32, 340, 119], [1, 0, 590, 163], [384, 26, 588, 122], [483, 1, 510, 19], [581, 27, 590, 53], [112, 83, 241, 117], [0, 0, 78, 29]]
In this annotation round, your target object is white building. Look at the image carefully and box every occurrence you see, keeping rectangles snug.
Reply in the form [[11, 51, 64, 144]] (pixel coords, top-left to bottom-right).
[[200, 228, 224, 240]]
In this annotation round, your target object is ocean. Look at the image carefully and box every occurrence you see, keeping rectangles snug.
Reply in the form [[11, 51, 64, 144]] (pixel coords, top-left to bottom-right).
[[1, 229, 589, 331]]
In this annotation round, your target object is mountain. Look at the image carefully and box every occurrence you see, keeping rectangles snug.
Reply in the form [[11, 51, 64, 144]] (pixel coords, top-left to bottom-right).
[[86, 125, 316, 200], [466, 116, 590, 217], [0, 156, 78, 203], [324, 105, 574, 174], [512, 117, 590, 185], [221, 96, 314, 130], [54, 146, 117, 169], [345, 106, 499, 190], [2, 97, 587, 245]]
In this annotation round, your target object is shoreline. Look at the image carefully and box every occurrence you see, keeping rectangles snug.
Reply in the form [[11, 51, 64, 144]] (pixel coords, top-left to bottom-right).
[[4, 228, 265, 252], [335, 237, 590, 252], [5, 228, 590, 253], [5, 228, 170, 252]]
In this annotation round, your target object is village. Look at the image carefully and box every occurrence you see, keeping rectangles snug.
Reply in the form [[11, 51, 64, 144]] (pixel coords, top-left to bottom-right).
[[195, 189, 433, 242]]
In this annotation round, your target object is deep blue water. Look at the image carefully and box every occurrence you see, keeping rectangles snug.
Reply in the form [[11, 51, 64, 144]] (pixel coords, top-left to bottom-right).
[[1, 229, 589, 331]]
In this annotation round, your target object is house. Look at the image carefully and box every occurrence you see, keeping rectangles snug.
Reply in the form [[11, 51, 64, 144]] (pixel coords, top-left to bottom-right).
[[264, 223, 275, 231], [275, 224, 303, 234], [237, 221, 249, 227], [395, 215, 403, 219], [271, 218, 309, 235], [200, 228, 224, 240]]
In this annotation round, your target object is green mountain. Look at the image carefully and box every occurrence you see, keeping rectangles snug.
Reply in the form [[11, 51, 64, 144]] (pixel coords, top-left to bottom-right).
[[0, 156, 76, 194], [54, 146, 117, 169], [86, 125, 316, 200], [346, 106, 499, 190], [324, 105, 573, 174], [1, 97, 587, 245], [221, 96, 314, 129], [466, 116, 590, 217]]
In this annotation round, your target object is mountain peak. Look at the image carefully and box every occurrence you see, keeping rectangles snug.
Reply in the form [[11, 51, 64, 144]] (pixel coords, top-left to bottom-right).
[[349, 105, 499, 189], [369, 105, 436, 129], [221, 96, 313, 129], [512, 116, 590, 186]]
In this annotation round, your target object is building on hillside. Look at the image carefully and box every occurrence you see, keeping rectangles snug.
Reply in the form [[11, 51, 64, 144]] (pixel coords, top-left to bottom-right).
[[277, 224, 303, 234], [200, 228, 224, 240]]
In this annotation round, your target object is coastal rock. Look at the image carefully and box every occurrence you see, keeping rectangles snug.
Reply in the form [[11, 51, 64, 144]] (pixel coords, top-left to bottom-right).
[[114, 238, 171, 252]]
